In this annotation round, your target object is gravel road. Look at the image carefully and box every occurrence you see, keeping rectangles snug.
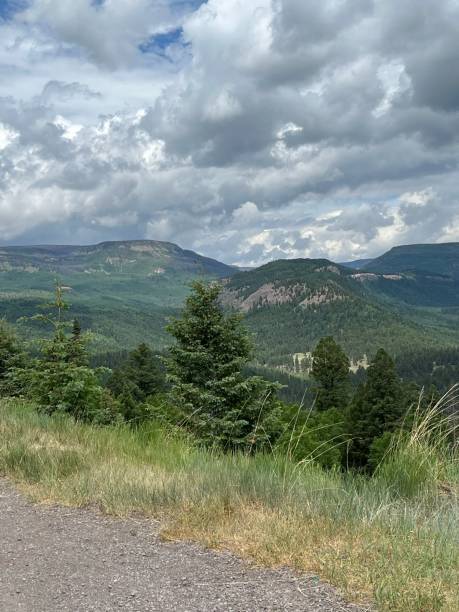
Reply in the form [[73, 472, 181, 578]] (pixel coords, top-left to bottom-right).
[[0, 479, 366, 612]]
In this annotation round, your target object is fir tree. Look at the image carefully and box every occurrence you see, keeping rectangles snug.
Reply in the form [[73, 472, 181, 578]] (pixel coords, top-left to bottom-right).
[[0, 320, 26, 396], [166, 281, 281, 450], [67, 318, 87, 366], [347, 348, 403, 468], [14, 283, 119, 423], [72, 318, 81, 338], [108, 343, 165, 408], [311, 337, 350, 411]]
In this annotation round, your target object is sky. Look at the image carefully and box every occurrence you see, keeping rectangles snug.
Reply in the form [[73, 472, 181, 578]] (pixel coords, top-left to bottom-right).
[[0, 0, 458, 266]]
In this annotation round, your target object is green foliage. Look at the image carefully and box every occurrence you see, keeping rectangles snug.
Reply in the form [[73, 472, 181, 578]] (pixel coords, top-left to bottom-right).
[[166, 281, 282, 450], [13, 284, 120, 424], [311, 337, 350, 411], [109, 343, 165, 399], [0, 319, 26, 396], [368, 431, 398, 472], [276, 405, 346, 469], [244, 363, 311, 404], [347, 349, 404, 468], [0, 241, 234, 355], [396, 346, 459, 393], [66, 318, 88, 366], [108, 343, 166, 423], [22, 362, 120, 424]]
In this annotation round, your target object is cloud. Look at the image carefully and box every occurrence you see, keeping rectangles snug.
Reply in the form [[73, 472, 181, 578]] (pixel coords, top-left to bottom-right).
[[40, 80, 101, 104], [0, 0, 459, 265]]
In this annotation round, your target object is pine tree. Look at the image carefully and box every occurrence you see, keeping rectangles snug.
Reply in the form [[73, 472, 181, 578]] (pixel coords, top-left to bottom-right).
[[166, 281, 281, 450], [108, 343, 165, 402], [0, 320, 26, 396], [311, 337, 350, 411], [347, 348, 403, 468], [67, 318, 87, 366], [72, 318, 81, 339], [15, 283, 119, 423]]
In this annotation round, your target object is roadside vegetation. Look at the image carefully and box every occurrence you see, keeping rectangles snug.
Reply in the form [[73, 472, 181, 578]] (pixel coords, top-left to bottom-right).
[[0, 282, 458, 610]]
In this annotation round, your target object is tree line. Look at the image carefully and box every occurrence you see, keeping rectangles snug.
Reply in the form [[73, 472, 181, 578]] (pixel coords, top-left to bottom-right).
[[0, 281, 445, 471]]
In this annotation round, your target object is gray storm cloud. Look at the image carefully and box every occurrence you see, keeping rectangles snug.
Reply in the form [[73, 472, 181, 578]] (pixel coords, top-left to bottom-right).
[[0, 0, 458, 265]]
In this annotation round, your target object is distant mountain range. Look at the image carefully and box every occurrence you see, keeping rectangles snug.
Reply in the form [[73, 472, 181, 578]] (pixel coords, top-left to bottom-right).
[[0, 241, 234, 277], [0, 240, 233, 352], [362, 243, 459, 277], [220, 247, 459, 368], [340, 258, 374, 270], [343, 242, 459, 276], [0, 240, 458, 369], [342, 243, 459, 307]]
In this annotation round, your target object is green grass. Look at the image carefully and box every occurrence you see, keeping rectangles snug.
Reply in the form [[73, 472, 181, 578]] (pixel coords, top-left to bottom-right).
[[0, 398, 458, 611]]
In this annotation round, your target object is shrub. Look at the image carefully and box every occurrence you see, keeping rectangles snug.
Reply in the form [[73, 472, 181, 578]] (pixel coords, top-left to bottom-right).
[[276, 406, 347, 469]]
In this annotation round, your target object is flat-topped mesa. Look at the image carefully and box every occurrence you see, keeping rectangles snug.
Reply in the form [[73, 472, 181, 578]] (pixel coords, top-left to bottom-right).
[[363, 242, 459, 278], [0, 240, 235, 277]]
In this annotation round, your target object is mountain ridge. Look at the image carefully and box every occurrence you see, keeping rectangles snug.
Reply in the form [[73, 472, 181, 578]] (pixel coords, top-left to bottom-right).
[[361, 242, 459, 277], [0, 239, 236, 277], [0, 239, 458, 366], [220, 256, 459, 368]]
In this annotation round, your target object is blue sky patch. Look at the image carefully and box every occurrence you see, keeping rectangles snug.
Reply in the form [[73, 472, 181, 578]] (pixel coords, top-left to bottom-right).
[[0, 0, 27, 20], [140, 27, 189, 58]]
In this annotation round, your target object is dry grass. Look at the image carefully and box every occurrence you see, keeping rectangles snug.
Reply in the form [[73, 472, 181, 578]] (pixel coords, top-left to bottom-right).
[[0, 397, 458, 611]]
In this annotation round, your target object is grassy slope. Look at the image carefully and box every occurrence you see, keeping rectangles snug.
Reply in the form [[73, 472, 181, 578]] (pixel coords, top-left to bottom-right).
[[0, 398, 457, 611]]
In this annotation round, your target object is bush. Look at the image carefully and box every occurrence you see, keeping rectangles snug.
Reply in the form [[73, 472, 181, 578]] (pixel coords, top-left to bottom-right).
[[276, 406, 346, 469], [368, 431, 398, 472]]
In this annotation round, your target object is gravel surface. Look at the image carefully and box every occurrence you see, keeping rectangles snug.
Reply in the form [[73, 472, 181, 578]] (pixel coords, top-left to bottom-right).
[[0, 479, 366, 611]]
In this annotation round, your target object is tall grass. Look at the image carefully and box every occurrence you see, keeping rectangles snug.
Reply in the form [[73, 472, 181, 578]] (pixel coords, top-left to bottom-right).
[[0, 396, 458, 611]]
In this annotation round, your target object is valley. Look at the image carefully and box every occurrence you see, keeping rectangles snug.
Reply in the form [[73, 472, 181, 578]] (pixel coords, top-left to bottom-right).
[[1, 240, 459, 386]]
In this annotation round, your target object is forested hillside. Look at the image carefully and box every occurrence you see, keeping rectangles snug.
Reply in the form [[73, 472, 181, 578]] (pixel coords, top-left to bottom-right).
[[363, 243, 459, 277], [1, 240, 459, 380], [0, 240, 236, 351], [221, 258, 459, 368]]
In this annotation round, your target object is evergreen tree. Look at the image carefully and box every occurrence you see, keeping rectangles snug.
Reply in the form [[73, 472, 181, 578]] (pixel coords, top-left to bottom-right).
[[166, 281, 281, 450], [108, 343, 165, 407], [14, 283, 119, 423], [126, 343, 164, 398], [67, 318, 87, 366], [116, 380, 147, 423], [0, 320, 26, 396], [72, 318, 82, 340], [311, 337, 350, 411], [347, 349, 403, 468]]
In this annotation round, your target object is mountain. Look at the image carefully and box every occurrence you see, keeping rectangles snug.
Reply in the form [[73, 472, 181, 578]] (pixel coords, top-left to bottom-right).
[[220, 258, 459, 369], [1, 239, 459, 373], [0, 240, 236, 352], [340, 258, 374, 270], [0, 240, 234, 277], [352, 243, 459, 307], [363, 243, 459, 277]]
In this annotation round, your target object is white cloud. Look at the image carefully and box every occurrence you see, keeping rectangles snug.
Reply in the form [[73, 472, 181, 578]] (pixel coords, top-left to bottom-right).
[[0, 123, 18, 150], [0, 0, 459, 265]]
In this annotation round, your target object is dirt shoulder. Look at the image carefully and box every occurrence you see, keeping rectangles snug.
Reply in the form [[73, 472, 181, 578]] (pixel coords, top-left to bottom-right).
[[0, 479, 365, 611]]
